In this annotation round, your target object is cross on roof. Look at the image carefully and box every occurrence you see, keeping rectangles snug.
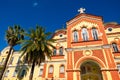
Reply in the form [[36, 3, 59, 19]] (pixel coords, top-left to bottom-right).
[[78, 8, 86, 14]]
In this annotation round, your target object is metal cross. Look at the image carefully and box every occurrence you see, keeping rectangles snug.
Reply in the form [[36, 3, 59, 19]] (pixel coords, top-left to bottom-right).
[[78, 8, 86, 14]]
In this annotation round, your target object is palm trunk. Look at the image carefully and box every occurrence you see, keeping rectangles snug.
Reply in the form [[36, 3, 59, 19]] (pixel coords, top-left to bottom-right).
[[29, 59, 35, 80], [0, 46, 13, 80]]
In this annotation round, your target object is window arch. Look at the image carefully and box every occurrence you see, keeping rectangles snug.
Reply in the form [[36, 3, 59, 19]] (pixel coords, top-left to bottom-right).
[[59, 47, 63, 55], [49, 65, 54, 73], [92, 27, 98, 40], [60, 65, 65, 73], [81, 27, 89, 41], [73, 30, 79, 42], [112, 43, 119, 52]]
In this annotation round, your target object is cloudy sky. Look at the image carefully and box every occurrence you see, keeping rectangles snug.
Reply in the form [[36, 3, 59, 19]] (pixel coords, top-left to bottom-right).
[[0, 0, 120, 51]]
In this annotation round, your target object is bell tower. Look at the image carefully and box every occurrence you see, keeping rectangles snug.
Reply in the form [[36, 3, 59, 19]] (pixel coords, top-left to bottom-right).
[[66, 8, 120, 80]]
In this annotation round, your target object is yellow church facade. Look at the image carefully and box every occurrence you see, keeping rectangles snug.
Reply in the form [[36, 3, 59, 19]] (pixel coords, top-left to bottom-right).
[[0, 10, 120, 80]]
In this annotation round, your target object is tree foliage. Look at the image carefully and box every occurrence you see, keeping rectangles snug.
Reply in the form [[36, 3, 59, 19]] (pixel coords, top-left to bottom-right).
[[0, 25, 25, 80], [19, 25, 55, 80]]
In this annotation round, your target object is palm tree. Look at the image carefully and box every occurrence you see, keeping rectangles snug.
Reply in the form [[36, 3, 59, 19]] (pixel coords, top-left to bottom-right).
[[0, 25, 24, 80], [20, 26, 55, 80]]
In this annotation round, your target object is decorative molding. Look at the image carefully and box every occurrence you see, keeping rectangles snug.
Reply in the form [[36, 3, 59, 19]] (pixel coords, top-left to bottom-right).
[[55, 38, 67, 42], [83, 50, 92, 56], [67, 15, 101, 26], [66, 44, 111, 52], [101, 68, 118, 71], [71, 21, 98, 30], [45, 60, 66, 64]]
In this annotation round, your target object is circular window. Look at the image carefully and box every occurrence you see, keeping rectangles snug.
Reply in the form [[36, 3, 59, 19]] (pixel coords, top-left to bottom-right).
[[59, 34, 63, 37], [6, 51, 9, 54], [108, 27, 112, 32]]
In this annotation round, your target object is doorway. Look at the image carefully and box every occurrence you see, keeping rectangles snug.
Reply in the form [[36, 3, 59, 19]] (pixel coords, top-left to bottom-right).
[[80, 61, 103, 80]]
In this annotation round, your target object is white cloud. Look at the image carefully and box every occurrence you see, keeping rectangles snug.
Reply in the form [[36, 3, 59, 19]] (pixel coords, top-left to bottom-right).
[[33, 2, 38, 7]]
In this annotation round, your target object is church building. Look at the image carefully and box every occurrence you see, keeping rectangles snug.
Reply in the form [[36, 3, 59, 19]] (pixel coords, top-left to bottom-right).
[[0, 8, 120, 80]]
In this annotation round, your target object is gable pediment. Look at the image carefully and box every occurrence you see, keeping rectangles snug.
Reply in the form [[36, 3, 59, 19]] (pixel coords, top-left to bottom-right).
[[67, 14, 102, 26], [71, 21, 98, 31]]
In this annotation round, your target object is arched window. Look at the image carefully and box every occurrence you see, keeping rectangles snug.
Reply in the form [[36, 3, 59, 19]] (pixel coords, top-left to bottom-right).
[[17, 58, 21, 64], [39, 69, 43, 76], [13, 70, 18, 77], [0, 58, 4, 65], [92, 27, 98, 40], [59, 47, 63, 55], [5, 70, 9, 77], [9, 57, 14, 64], [53, 48, 57, 55], [112, 43, 119, 52], [82, 28, 89, 41], [21, 70, 26, 77], [73, 30, 78, 42], [24, 54, 28, 63], [117, 64, 120, 72], [60, 65, 65, 73], [49, 65, 54, 73]]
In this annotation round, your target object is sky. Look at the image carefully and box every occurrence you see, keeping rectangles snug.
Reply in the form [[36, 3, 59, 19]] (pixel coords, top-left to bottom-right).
[[0, 0, 120, 51]]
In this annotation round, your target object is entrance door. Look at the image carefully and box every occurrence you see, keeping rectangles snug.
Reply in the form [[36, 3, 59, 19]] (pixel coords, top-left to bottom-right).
[[80, 61, 103, 80]]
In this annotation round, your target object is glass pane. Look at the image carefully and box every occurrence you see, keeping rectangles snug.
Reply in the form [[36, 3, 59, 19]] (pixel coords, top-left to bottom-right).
[[82, 28, 88, 41]]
